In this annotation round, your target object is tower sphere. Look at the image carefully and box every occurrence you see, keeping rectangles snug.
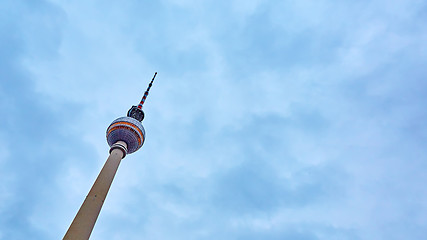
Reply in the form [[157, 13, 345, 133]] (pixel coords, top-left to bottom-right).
[[106, 116, 145, 154]]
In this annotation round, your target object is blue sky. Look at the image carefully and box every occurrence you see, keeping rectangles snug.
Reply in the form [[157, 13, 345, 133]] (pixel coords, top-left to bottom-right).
[[1, 0, 427, 239]]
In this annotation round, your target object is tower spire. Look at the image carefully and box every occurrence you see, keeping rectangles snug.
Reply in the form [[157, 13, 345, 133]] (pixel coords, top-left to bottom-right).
[[138, 72, 157, 109], [127, 72, 158, 122]]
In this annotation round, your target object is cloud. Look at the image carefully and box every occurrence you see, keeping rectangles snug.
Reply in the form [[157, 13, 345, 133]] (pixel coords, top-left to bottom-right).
[[1, 0, 427, 239], [0, 1, 98, 239]]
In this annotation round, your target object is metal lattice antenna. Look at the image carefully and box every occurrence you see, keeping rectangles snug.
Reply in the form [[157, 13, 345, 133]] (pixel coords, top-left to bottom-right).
[[138, 72, 157, 109]]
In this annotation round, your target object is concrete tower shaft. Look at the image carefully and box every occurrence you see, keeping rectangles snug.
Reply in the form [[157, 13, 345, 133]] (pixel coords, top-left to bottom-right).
[[63, 141, 127, 240]]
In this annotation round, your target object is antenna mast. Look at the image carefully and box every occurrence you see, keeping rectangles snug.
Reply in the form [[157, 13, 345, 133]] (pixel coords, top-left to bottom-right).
[[138, 72, 157, 109], [127, 72, 158, 122]]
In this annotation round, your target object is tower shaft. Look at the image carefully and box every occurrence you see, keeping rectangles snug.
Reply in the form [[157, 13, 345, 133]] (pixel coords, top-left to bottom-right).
[[63, 141, 127, 240]]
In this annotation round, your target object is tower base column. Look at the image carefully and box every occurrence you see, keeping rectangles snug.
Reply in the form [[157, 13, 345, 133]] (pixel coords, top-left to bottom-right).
[[63, 141, 127, 240]]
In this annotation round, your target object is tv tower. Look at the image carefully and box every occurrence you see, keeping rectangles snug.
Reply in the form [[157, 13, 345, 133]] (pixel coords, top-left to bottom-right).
[[63, 72, 158, 240]]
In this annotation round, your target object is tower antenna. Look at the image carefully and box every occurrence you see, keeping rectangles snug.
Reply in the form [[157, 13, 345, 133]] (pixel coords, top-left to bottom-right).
[[138, 72, 157, 109], [127, 72, 158, 122]]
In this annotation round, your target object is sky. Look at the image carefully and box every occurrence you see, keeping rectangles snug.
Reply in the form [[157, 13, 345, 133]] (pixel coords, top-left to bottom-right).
[[1, 0, 427, 239]]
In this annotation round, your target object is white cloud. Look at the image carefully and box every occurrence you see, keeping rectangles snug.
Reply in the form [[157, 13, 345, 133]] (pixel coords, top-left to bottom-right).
[[2, 0, 427, 239]]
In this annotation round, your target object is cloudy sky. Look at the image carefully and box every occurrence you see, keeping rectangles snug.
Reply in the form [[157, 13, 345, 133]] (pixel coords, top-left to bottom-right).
[[1, 0, 427, 239]]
